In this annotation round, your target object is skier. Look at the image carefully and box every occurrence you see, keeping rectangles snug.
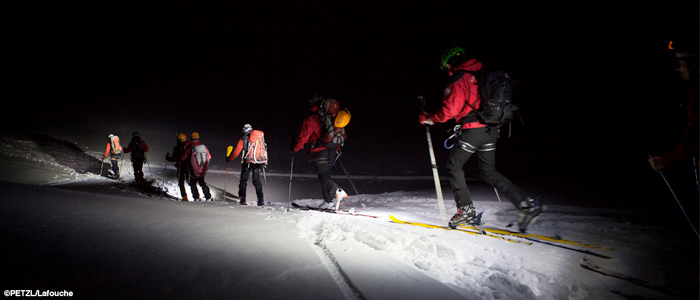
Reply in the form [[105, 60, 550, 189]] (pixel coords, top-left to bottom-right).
[[181, 132, 213, 201], [292, 96, 349, 210], [103, 134, 123, 179], [124, 132, 150, 184], [418, 46, 541, 232], [647, 39, 699, 228], [226, 124, 267, 206], [648, 41, 698, 172], [166, 133, 190, 201]]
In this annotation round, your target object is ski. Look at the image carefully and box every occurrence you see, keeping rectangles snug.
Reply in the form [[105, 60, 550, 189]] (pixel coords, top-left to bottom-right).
[[291, 203, 381, 218], [458, 224, 612, 250], [389, 215, 532, 245], [580, 257, 679, 297]]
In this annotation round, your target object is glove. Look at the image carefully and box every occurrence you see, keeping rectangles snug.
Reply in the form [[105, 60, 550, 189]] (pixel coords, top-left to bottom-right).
[[165, 152, 172, 161], [419, 113, 434, 125], [648, 156, 670, 172]]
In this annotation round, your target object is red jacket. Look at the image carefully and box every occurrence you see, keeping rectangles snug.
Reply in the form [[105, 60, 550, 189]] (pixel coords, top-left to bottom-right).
[[294, 105, 334, 153], [423, 59, 487, 129], [124, 140, 149, 158]]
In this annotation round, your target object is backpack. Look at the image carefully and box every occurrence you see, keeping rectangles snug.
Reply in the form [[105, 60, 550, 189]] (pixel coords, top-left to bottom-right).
[[130, 138, 144, 159], [243, 130, 268, 164], [110, 135, 122, 155], [190, 144, 209, 175], [461, 69, 518, 126], [318, 113, 346, 148]]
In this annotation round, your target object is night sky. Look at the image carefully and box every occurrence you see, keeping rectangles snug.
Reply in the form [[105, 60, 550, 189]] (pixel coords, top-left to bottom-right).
[[7, 1, 699, 209]]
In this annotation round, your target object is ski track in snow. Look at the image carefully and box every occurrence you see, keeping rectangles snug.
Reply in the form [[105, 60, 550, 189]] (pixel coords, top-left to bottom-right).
[[0, 135, 696, 299]]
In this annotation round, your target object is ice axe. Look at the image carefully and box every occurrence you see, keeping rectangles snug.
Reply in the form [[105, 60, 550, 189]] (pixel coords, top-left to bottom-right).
[[223, 146, 233, 201]]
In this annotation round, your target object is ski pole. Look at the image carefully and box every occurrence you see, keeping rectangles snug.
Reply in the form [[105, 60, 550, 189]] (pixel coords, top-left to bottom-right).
[[287, 154, 294, 211], [648, 152, 699, 238], [223, 162, 229, 201], [425, 125, 448, 224], [160, 160, 167, 198], [338, 159, 359, 195], [145, 155, 152, 177], [657, 168, 699, 238], [262, 164, 270, 205], [100, 157, 104, 177], [693, 156, 699, 191], [223, 146, 233, 202], [418, 95, 447, 224], [493, 187, 514, 227]]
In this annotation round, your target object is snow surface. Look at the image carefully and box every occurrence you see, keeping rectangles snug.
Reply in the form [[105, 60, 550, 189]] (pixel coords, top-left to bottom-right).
[[1, 135, 698, 299]]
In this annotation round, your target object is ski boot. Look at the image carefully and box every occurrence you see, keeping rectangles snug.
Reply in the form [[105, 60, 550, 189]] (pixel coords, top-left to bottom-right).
[[517, 196, 543, 233], [318, 200, 336, 210], [181, 195, 189, 202], [334, 188, 348, 210], [448, 204, 477, 229], [257, 200, 265, 206]]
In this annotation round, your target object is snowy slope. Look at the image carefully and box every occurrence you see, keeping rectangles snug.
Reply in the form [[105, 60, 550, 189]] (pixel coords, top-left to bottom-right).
[[0, 135, 697, 299]]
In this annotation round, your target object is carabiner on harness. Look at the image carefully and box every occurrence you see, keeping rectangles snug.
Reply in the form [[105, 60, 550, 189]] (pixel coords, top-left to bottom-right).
[[443, 124, 462, 149]]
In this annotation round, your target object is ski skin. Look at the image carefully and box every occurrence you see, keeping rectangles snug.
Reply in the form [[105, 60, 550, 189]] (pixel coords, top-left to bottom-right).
[[458, 224, 613, 250], [291, 203, 381, 218], [389, 215, 532, 245]]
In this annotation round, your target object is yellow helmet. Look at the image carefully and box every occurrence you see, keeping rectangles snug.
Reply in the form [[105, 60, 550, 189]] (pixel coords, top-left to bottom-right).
[[191, 132, 200, 140], [334, 108, 351, 128], [177, 133, 186, 142]]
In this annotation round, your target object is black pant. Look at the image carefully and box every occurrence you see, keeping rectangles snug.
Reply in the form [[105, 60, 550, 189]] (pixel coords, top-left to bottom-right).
[[189, 175, 211, 200], [239, 163, 264, 203], [447, 127, 527, 208], [110, 154, 121, 177], [176, 163, 188, 198], [313, 148, 340, 202], [132, 158, 144, 182]]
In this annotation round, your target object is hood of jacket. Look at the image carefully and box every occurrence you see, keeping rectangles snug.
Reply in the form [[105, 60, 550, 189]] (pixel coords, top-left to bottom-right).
[[449, 58, 482, 76]]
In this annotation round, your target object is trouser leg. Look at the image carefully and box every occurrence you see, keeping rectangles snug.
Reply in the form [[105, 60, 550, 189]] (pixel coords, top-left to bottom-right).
[[177, 166, 187, 198], [189, 175, 200, 199], [198, 176, 211, 199], [251, 164, 264, 201], [447, 141, 475, 208], [313, 149, 339, 202], [476, 130, 528, 207], [238, 164, 250, 201]]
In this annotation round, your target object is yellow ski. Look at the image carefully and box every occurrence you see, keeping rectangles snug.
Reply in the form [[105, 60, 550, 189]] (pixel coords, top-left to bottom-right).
[[459, 225, 613, 250], [389, 215, 532, 245]]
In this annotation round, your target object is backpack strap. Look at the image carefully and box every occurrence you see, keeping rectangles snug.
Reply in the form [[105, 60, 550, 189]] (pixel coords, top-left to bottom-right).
[[452, 70, 484, 124]]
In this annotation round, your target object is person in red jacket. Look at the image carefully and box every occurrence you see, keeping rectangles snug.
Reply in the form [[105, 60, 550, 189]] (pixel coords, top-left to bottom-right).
[[227, 124, 266, 206], [180, 132, 212, 201], [124, 132, 150, 184], [419, 46, 541, 232], [292, 96, 348, 210], [166, 133, 190, 201]]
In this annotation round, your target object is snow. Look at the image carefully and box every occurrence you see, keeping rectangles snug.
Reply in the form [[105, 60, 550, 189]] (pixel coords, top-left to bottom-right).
[[1, 135, 697, 299]]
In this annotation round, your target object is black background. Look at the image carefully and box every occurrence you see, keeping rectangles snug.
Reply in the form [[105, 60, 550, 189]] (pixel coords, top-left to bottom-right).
[[6, 0, 699, 211]]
